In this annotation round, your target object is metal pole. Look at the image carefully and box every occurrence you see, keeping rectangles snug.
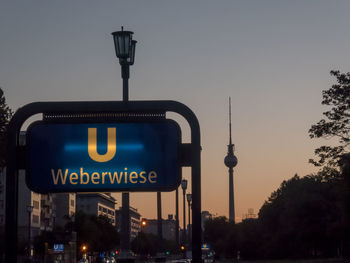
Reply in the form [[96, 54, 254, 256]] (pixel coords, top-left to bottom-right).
[[121, 64, 129, 101], [28, 210, 31, 255], [188, 201, 191, 246], [175, 188, 179, 246], [157, 192, 163, 252], [5, 118, 19, 263], [183, 189, 186, 245], [190, 124, 201, 263], [121, 192, 130, 252], [121, 62, 131, 256]]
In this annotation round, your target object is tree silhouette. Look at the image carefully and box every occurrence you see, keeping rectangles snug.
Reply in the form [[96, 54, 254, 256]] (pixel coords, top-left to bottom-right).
[[70, 211, 119, 254], [258, 174, 342, 259], [0, 87, 13, 168], [309, 71, 350, 174]]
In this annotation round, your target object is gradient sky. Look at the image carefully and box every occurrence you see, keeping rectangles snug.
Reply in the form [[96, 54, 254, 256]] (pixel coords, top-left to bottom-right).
[[2, 1, 350, 224]]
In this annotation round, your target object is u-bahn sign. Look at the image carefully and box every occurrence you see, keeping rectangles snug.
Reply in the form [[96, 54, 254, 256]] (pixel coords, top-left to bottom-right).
[[26, 120, 181, 193]]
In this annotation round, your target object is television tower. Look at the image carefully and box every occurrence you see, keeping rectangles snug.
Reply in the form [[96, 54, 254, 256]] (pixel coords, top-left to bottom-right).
[[224, 97, 238, 223]]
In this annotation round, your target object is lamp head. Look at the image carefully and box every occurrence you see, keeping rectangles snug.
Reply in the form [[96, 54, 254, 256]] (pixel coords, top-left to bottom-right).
[[181, 179, 187, 190], [187, 193, 192, 202], [112, 27, 134, 61]]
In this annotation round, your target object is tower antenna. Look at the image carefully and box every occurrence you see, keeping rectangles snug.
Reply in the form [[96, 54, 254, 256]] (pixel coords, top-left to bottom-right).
[[229, 97, 232, 145]]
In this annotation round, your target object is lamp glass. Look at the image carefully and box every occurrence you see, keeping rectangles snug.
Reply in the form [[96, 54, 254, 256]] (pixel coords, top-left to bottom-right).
[[128, 40, 137, 65], [112, 31, 133, 59]]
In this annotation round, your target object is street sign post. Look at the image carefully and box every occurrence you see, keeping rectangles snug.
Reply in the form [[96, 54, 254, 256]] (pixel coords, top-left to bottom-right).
[[26, 121, 181, 193], [5, 100, 201, 263]]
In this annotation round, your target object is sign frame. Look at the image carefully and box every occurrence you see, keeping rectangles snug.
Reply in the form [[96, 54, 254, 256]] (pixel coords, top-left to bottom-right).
[[25, 119, 182, 193]]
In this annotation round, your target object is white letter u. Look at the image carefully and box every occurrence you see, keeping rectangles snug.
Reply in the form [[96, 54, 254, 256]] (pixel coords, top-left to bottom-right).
[[88, 128, 116, 162]]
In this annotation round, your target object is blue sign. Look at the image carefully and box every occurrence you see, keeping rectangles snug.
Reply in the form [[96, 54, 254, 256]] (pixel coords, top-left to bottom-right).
[[26, 121, 181, 193], [53, 244, 64, 252], [201, 243, 211, 250]]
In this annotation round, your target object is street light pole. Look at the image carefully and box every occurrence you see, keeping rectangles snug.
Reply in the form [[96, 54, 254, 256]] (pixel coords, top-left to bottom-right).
[[181, 179, 187, 246], [186, 194, 192, 246], [175, 188, 179, 246], [157, 192, 163, 253], [112, 27, 137, 259], [27, 205, 34, 258]]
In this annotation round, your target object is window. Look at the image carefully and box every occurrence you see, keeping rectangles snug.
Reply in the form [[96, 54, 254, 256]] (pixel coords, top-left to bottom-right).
[[32, 215, 39, 224], [33, 200, 39, 209]]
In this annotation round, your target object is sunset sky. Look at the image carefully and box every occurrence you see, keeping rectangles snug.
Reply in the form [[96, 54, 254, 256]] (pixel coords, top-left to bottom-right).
[[2, 1, 350, 224]]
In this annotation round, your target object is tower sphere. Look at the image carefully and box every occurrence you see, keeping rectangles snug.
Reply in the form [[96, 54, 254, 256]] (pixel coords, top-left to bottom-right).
[[224, 154, 237, 168]]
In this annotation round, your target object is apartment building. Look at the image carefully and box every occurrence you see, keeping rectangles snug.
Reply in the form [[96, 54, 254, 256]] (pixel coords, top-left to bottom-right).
[[76, 193, 116, 225], [116, 206, 141, 240], [54, 193, 76, 228], [141, 214, 176, 241]]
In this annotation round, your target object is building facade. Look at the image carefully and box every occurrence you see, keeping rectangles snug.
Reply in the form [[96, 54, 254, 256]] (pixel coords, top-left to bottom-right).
[[76, 193, 116, 225], [18, 170, 43, 242], [54, 193, 76, 228], [201, 210, 212, 231], [116, 206, 141, 240], [0, 132, 75, 243], [141, 214, 176, 241]]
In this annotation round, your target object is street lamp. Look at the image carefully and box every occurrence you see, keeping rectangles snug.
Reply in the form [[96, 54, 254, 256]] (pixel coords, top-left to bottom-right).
[[186, 193, 192, 245], [141, 218, 147, 229], [27, 205, 34, 257], [112, 27, 137, 259], [111, 27, 137, 101], [181, 179, 187, 245]]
